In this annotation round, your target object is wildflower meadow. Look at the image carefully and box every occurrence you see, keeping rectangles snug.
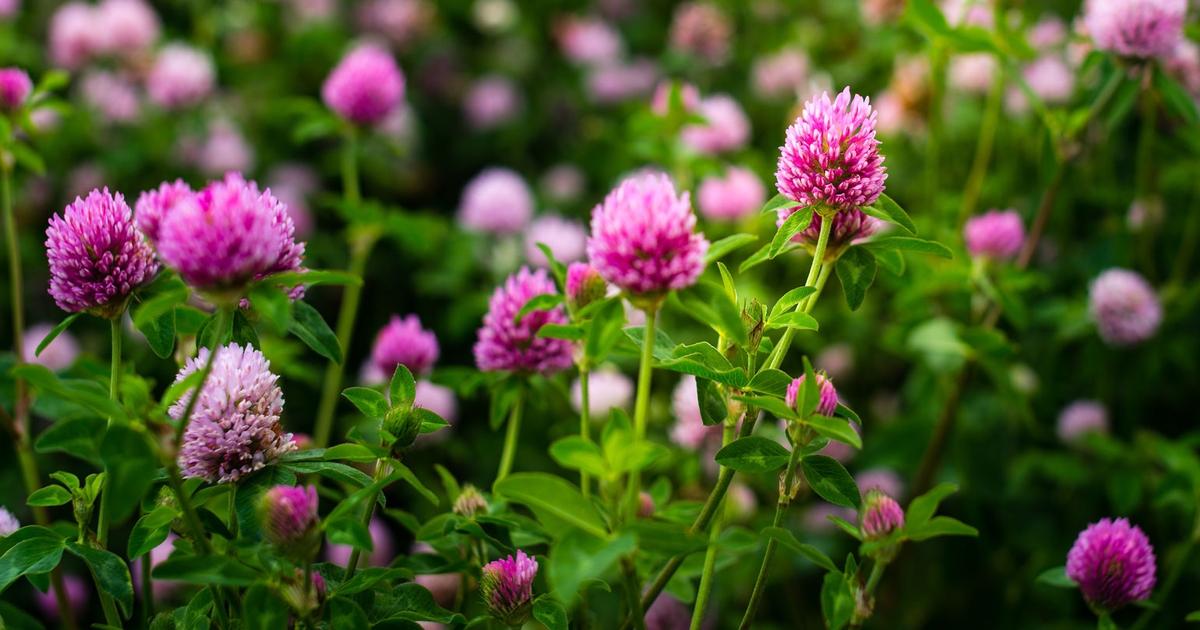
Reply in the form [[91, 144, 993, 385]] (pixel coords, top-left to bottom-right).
[[0, 0, 1198, 628]]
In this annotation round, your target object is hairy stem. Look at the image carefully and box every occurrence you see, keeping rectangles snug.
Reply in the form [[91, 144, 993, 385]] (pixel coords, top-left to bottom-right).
[[93, 317, 124, 626], [579, 367, 591, 500], [625, 307, 659, 520], [690, 422, 735, 629], [621, 557, 648, 630], [764, 213, 834, 371], [346, 460, 390, 580], [739, 445, 803, 629], [495, 388, 525, 483]]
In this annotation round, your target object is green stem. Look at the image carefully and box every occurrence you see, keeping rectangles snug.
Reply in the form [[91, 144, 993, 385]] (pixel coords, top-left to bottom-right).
[[2, 162, 24, 375], [579, 367, 591, 500], [346, 460, 390, 580], [926, 43, 948, 216], [957, 70, 1005, 229], [93, 317, 124, 627], [98, 586, 121, 627], [765, 214, 834, 371], [1169, 178, 1200, 287], [495, 388, 525, 483], [739, 445, 803, 629], [865, 561, 886, 595], [625, 307, 659, 521], [341, 128, 361, 205], [690, 422, 735, 630], [165, 465, 211, 555], [142, 553, 153, 625], [174, 309, 229, 447], [621, 557, 648, 630]]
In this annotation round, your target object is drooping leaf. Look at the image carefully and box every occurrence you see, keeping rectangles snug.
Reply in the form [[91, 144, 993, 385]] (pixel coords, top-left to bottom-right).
[[714, 437, 791, 473], [1035, 566, 1077, 589], [152, 555, 261, 585], [747, 369, 793, 398], [65, 541, 134, 616], [493, 473, 607, 539], [769, 287, 818, 321], [864, 236, 953, 259], [290, 300, 343, 364], [835, 246, 877, 312], [861, 193, 916, 235], [761, 526, 837, 572], [801, 455, 861, 510], [532, 598, 569, 630], [696, 378, 726, 427], [761, 193, 802, 216], [26, 486, 71, 507], [770, 208, 814, 258], [906, 516, 978, 541], [705, 233, 758, 264], [342, 387, 389, 419], [805, 415, 862, 449], [34, 313, 82, 358]]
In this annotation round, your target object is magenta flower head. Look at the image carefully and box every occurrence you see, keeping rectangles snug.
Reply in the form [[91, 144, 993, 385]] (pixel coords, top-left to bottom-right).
[[1057, 400, 1110, 445], [146, 43, 216, 110], [0, 68, 31, 112], [785, 372, 838, 417], [1084, 0, 1185, 60], [964, 209, 1025, 262], [776, 88, 887, 213], [174, 343, 296, 484], [1067, 518, 1157, 611], [565, 262, 607, 312], [258, 485, 320, 559], [697, 166, 767, 222], [474, 267, 575, 375], [860, 490, 904, 540], [322, 43, 405, 125], [480, 550, 539, 627], [779, 207, 882, 261], [134, 179, 191, 244], [458, 168, 534, 236], [371, 314, 439, 379], [148, 173, 305, 303], [46, 188, 159, 318], [0, 507, 19, 536], [587, 173, 709, 300], [1088, 268, 1162, 347]]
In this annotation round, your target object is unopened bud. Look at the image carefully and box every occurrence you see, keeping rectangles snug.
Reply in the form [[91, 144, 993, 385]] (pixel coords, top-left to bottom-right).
[[742, 298, 766, 355], [637, 492, 655, 519], [454, 485, 488, 518], [258, 485, 321, 561], [566, 262, 606, 312], [384, 406, 421, 458]]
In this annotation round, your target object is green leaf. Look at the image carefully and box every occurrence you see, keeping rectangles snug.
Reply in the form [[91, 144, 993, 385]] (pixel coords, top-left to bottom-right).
[[584, 299, 625, 365], [739, 243, 775, 273], [493, 473, 608, 539], [514, 293, 565, 324], [835, 247, 877, 312], [835, 403, 861, 425], [326, 516, 375, 551], [1185, 611, 1200, 622], [1098, 612, 1118, 630], [247, 284, 292, 333], [35, 416, 105, 464], [696, 378, 726, 427], [330, 597, 371, 627], [801, 455, 861, 510], [766, 311, 819, 331], [283, 460, 374, 488], [243, 584, 290, 630], [677, 282, 749, 347], [906, 516, 978, 541], [290, 300, 343, 364], [26, 486, 71, 507], [1035, 566, 1077, 589], [533, 598, 569, 630], [538, 324, 585, 340], [861, 193, 917, 235], [905, 483, 959, 531], [34, 313, 82, 359], [334, 567, 414, 596], [770, 208, 814, 258], [535, 243, 569, 288], [390, 364, 416, 408], [415, 408, 449, 434], [0, 601, 45, 630], [864, 236, 953, 259], [152, 555, 260, 585], [10, 364, 126, 421], [874, 248, 905, 275], [714, 437, 792, 473], [548, 530, 635, 608], [705, 233, 758, 264], [761, 526, 838, 572], [761, 193, 802, 216], [733, 394, 797, 421], [65, 541, 134, 616], [139, 309, 177, 359], [805, 415, 862, 449], [821, 570, 856, 630], [99, 425, 157, 523], [490, 379, 522, 430], [798, 357, 820, 419], [324, 443, 382, 463], [769, 287, 818, 321], [748, 369, 793, 398], [0, 535, 66, 593], [128, 506, 176, 560], [1154, 66, 1200, 125], [549, 437, 608, 478], [231, 310, 260, 348], [9, 141, 45, 175], [268, 269, 363, 288], [391, 461, 439, 506], [343, 387, 389, 419]]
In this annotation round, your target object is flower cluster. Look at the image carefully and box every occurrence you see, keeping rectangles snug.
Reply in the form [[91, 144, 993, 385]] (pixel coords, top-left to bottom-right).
[[1066, 518, 1156, 611], [1088, 268, 1162, 346], [785, 372, 839, 417], [964, 209, 1025, 262], [474, 267, 575, 375], [480, 550, 539, 627], [1083, 0, 1185, 60], [259, 485, 320, 558], [371, 314, 440, 377], [322, 43, 405, 125]]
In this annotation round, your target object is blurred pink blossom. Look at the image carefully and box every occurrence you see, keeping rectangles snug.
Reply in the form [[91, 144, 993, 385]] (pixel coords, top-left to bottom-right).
[[556, 15, 624, 66], [525, 214, 587, 267], [193, 120, 256, 176], [669, 2, 732, 65], [464, 75, 523, 129], [36, 574, 88, 621], [80, 71, 141, 123], [650, 80, 700, 115], [357, 0, 433, 46], [0, 0, 19, 18], [587, 58, 659, 104], [23, 323, 81, 371], [752, 48, 809, 100], [680, 94, 750, 154], [540, 164, 586, 204], [146, 43, 216, 110], [50, 3, 102, 69], [696, 166, 765, 222], [948, 53, 996, 95], [96, 0, 160, 57]]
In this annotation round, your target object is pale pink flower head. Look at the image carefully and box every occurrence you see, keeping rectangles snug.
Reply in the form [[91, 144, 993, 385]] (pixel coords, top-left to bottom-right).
[[146, 43, 216, 109], [258, 485, 320, 554], [1028, 16, 1069, 50], [525, 214, 587, 268], [1084, 0, 1185, 59], [776, 88, 886, 212], [650, 80, 700, 116], [36, 574, 88, 621], [856, 468, 905, 500], [174, 343, 295, 484], [1088, 268, 1162, 347], [266, 164, 318, 238], [860, 0, 906, 26], [680, 94, 751, 155], [785, 372, 838, 417], [151, 173, 304, 298], [815, 342, 855, 382], [587, 58, 660, 104], [556, 16, 624, 66], [371, 314, 440, 377], [457, 168, 534, 236], [464, 75, 523, 129], [669, 2, 732, 65], [540, 164, 586, 204], [356, 0, 433, 47], [1007, 56, 1075, 113], [193, 120, 256, 176], [964, 209, 1025, 261], [95, 0, 159, 56], [23, 323, 81, 371], [571, 366, 634, 418], [322, 43, 405, 125], [1057, 400, 1110, 445], [413, 543, 460, 608], [1166, 40, 1200, 96], [480, 550, 538, 627], [474, 267, 574, 375], [565, 261, 606, 311], [0, 0, 19, 18], [752, 49, 809, 100], [415, 380, 457, 426], [587, 173, 709, 296], [670, 375, 722, 450], [0, 68, 31, 112], [697, 166, 766, 222], [326, 516, 396, 568], [49, 3, 102, 69], [46, 188, 159, 318], [0, 507, 18, 536], [1067, 518, 1156, 611], [948, 53, 996, 95], [780, 207, 883, 259], [80, 71, 141, 123], [860, 490, 904, 539]]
